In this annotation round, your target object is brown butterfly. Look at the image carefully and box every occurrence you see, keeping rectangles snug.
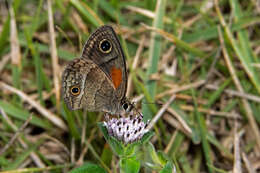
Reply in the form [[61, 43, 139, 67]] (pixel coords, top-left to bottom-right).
[[62, 25, 134, 116]]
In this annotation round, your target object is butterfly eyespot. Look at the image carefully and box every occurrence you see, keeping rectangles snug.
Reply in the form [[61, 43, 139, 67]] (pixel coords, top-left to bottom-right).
[[123, 103, 128, 110], [70, 86, 80, 96], [99, 39, 112, 53]]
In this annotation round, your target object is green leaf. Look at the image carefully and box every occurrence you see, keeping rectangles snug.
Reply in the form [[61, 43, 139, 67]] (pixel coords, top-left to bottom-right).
[[157, 151, 168, 166], [159, 161, 175, 173], [147, 142, 162, 165], [139, 131, 154, 144], [69, 163, 106, 173], [120, 156, 141, 173], [98, 123, 124, 156]]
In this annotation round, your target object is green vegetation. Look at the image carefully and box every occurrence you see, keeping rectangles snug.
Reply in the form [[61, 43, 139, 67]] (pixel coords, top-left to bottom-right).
[[0, 0, 260, 172]]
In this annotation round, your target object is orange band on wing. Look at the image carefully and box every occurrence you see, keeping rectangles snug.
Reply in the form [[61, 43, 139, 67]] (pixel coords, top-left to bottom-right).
[[110, 67, 122, 89]]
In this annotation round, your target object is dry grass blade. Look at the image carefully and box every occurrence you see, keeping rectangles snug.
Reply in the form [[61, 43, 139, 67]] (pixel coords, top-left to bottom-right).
[[0, 109, 32, 155], [179, 105, 240, 119], [166, 106, 192, 135], [156, 80, 205, 99], [126, 5, 172, 24], [242, 152, 256, 173], [163, 114, 191, 137], [164, 131, 177, 153], [233, 121, 242, 173], [10, 5, 21, 66], [126, 36, 145, 97], [141, 23, 206, 57], [218, 27, 260, 151], [47, 0, 60, 110], [206, 84, 260, 103], [0, 82, 68, 131], [0, 54, 10, 74], [147, 94, 176, 130]]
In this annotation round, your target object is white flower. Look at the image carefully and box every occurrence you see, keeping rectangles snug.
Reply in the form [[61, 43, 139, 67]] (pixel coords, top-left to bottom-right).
[[104, 114, 149, 144]]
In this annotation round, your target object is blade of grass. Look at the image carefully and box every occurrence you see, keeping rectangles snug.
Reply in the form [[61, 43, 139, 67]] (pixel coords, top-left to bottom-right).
[[86, 140, 112, 173], [179, 155, 193, 173], [19, 37, 76, 60], [98, 0, 126, 25], [192, 89, 214, 173], [142, 0, 167, 121], [132, 72, 157, 114], [206, 78, 232, 108], [3, 141, 42, 170], [24, 30, 44, 105], [0, 101, 52, 129], [182, 17, 260, 43], [217, 24, 260, 150], [0, 15, 10, 56], [0, 82, 68, 131], [23, 0, 46, 105], [0, 164, 74, 173], [10, 2, 22, 100], [230, 0, 258, 62], [142, 24, 207, 58], [70, 0, 103, 27], [207, 134, 233, 159], [215, 0, 260, 94], [62, 103, 81, 139]]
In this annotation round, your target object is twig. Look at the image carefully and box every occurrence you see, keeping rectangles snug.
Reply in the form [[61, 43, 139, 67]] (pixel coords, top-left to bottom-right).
[[126, 36, 145, 97], [163, 114, 191, 137], [126, 5, 172, 24], [166, 107, 192, 135], [233, 120, 242, 173], [206, 84, 260, 103], [147, 94, 176, 130], [164, 131, 177, 153], [242, 152, 256, 173], [156, 80, 205, 99], [0, 81, 68, 131], [47, 0, 60, 110], [179, 105, 241, 119]]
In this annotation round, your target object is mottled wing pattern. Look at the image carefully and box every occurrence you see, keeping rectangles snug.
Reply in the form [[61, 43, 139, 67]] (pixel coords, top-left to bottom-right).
[[62, 58, 117, 112]]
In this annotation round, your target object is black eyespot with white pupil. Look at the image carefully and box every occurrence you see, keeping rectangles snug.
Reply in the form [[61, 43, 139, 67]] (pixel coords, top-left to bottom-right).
[[99, 39, 112, 53], [70, 86, 80, 96]]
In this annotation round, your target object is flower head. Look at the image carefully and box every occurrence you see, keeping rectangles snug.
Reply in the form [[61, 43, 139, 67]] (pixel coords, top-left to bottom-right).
[[104, 114, 149, 144]]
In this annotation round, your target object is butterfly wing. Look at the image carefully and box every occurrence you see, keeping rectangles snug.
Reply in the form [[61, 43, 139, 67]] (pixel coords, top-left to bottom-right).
[[81, 25, 127, 101], [62, 58, 119, 112]]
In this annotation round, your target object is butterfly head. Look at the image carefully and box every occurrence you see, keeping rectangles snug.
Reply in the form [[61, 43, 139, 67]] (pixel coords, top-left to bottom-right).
[[115, 98, 135, 116]]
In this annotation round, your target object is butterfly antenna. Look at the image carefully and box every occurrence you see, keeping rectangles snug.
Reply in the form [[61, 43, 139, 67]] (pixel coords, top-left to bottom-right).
[[142, 101, 163, 106]]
